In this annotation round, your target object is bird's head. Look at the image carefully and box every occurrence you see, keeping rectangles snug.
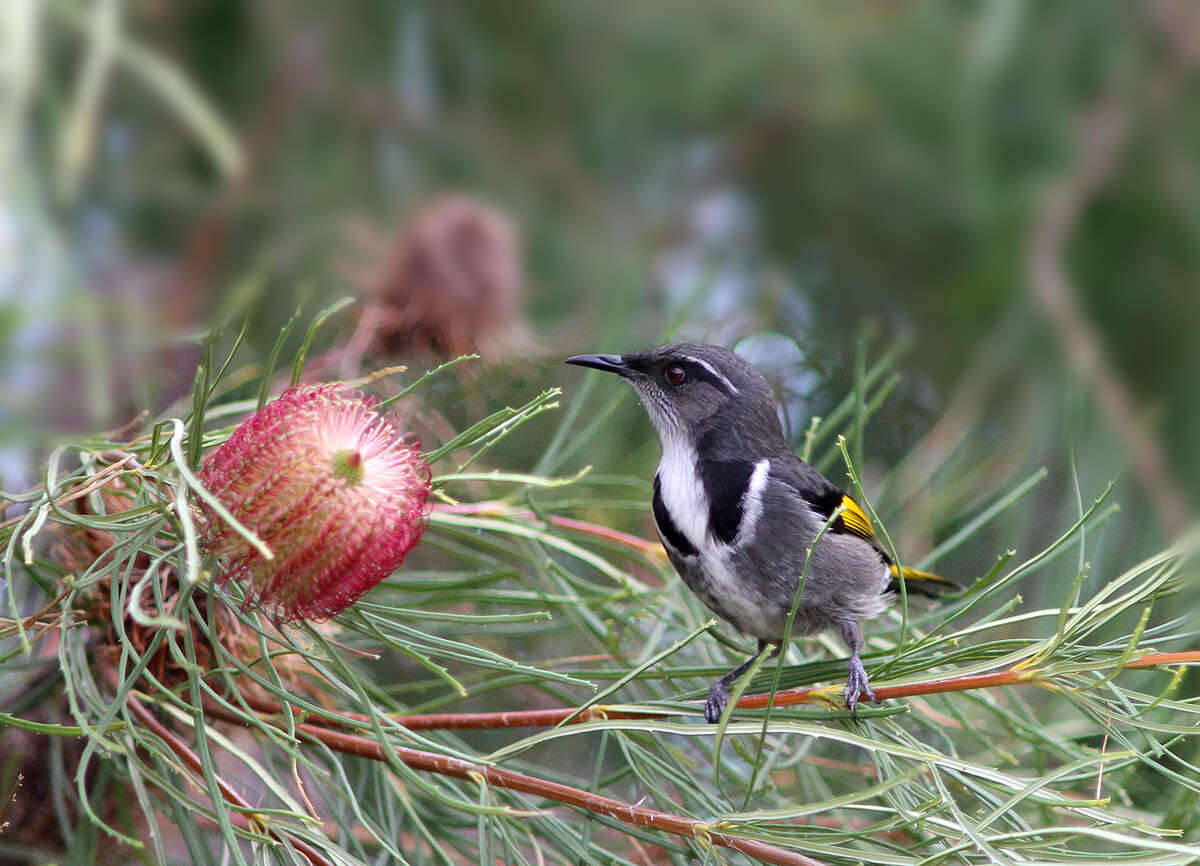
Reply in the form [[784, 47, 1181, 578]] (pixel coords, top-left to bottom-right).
[[565, 343, 785, 450]]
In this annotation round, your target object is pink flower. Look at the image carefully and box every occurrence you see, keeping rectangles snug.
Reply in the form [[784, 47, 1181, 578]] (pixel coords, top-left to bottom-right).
[[199, 384, 430, 621]]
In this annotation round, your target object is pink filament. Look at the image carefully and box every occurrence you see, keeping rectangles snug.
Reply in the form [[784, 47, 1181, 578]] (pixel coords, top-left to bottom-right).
[[199, 384, 430, 621]]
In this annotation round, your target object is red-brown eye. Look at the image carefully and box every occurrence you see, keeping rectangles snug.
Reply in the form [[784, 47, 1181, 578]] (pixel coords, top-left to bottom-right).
[[664, 365, 686, 385]]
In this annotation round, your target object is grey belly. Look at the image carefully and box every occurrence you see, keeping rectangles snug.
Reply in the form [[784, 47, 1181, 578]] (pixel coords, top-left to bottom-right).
[[668, 538, 891, 642]]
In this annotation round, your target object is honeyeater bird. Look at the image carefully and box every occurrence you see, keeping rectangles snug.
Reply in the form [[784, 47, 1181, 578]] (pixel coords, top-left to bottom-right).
[[565, 343, 959, 723]]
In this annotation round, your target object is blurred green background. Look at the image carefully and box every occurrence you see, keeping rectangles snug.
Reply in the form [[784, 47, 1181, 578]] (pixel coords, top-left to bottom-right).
[[3, 0, 1198, 599]]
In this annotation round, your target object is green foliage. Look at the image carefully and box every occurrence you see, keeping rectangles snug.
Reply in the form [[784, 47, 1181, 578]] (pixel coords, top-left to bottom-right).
[[2, 312, 1198, 865], [3, 3, 1200, 864]]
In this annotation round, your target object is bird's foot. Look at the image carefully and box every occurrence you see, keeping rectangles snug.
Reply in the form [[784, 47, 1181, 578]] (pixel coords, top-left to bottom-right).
[[844, 654, 878, 717], [705, 681, 730, 724]]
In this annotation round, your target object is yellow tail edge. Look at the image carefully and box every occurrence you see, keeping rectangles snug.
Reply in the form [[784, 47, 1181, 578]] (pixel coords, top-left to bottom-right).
[[888, 564, 965, 595]]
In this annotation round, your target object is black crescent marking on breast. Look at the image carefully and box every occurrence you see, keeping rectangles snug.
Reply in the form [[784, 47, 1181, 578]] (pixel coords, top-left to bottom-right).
[[698, 458, 754, 545]]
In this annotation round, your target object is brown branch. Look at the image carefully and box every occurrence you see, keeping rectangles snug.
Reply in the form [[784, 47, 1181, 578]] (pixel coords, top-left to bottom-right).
[[186, 650, 1199, 865], [230, 692, 651, 731], [233, 650, 1200, 732], [433, 502, 668, 559], [1122, 650, 1200, 669], [199, 701, 824, 866], [1027, 5, 1196, 537], [126, 696, 333, 866]]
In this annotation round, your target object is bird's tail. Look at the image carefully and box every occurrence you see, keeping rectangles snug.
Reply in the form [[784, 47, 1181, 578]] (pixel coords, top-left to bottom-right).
[[888, 565, 963, 598]]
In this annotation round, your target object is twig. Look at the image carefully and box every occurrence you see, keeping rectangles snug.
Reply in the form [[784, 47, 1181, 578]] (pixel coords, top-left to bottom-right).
[[232, 650, 1200, 731], [1027, 4, 1196, 537], [202, 652, 1197, 864], [126, 695, 333, 866], [231, 692, 650, 731], [198, 700, 825, 866], [433, 502, 667, 559]]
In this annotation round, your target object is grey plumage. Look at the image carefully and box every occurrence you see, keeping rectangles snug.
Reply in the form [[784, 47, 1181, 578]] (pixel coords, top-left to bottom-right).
[[565, 343, 952, 723]]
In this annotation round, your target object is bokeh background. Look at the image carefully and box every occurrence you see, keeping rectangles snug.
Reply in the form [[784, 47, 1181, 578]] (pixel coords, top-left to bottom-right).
[[3, 0, 1199, 609], [4, 3, 1200, 862]]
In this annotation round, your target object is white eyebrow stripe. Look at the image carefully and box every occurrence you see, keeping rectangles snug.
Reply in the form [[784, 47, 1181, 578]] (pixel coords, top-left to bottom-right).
[[683, 356, 739, 395]]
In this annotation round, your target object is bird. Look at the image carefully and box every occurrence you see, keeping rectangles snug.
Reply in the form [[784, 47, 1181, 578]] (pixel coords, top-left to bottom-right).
[[565, 343, 959, 723]]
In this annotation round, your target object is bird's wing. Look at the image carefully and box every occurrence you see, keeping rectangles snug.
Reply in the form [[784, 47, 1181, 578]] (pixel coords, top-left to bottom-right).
[[768, 454, 878, 545], [771, 454, 964, 595], [835, 495, 877, 543]]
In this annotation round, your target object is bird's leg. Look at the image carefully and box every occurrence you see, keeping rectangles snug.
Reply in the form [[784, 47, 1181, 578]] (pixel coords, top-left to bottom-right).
[[839, 621, 878, 716], [706, 639, 775, 724]]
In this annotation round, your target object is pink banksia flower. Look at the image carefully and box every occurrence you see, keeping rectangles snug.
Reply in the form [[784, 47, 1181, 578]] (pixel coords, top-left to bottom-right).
[[198, 384, 430, 621]]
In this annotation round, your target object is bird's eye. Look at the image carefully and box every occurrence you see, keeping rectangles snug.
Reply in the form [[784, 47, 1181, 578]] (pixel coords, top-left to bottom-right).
[[664, 365, 686, 385]]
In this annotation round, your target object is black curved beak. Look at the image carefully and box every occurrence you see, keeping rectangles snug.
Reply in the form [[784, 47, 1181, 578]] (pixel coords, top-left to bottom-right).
[[563, 353, 630, 377]]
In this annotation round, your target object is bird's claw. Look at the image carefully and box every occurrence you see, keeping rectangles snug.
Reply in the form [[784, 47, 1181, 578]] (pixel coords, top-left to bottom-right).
[[705, 681, 730, 724], [844, 655, 878, 717]]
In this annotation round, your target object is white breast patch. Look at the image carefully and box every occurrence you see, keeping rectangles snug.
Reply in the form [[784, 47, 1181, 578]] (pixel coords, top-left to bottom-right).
[[656, 444, 782, 637], [656, 434, 709, 553]]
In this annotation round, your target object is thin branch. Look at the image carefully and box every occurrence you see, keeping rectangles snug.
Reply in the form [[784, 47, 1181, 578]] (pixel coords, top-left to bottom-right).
[[197, 699, 826, 866], [432, 502, 667, 559], [231, 650, 1200, 732], [230, 692, 650, 731], [201, 651, 1197, 864], [1027, 3, 1196, 537], [127, 695, 333, 866]]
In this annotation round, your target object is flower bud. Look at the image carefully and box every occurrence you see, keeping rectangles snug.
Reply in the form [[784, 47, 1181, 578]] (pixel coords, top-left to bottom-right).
[[199, 384, 430, 621]]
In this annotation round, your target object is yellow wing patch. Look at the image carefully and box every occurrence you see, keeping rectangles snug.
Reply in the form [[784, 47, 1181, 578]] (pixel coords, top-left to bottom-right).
[[839, 495, 876, 542]]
